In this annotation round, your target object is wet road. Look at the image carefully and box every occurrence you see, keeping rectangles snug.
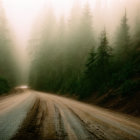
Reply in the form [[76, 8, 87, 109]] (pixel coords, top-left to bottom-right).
[[0, 90, 140, 140]]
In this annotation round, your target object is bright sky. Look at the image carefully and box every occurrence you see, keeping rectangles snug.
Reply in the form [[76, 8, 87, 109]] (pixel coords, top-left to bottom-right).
[[3, 0, 46, 48], [2, 0, 97, 48], [2, 0, 139, 48]]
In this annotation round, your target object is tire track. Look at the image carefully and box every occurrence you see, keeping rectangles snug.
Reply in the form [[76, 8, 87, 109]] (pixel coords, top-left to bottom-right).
[[53, 100, 96, 140], [3, 91, 139, 140], [11, 99, 43, 140], [54, 105, 68, 140]]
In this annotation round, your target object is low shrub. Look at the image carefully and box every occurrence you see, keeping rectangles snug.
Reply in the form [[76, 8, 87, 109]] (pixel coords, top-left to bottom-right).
[[0, 77, 10, 94]]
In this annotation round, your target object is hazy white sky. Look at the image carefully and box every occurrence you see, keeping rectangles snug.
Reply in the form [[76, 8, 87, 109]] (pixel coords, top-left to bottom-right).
[[2, 0, 95, 48], [2, 0, 140, 49], [3, 0, 46, 48]]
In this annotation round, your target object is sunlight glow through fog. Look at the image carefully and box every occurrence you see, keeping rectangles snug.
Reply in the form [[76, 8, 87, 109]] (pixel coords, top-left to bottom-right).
[[2, 0, 104, 49], [2, 0, 124, 49], [2, 0, 139, 52], [2, 0, 78, 48], [3, 0, 46, 48], [1, 0, 139, 84], [2, 0, 139, 49]]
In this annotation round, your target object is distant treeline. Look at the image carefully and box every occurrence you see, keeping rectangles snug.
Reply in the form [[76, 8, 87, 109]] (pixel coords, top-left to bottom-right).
[[29, 3, 140, 99], [0, 3, 19, 94]]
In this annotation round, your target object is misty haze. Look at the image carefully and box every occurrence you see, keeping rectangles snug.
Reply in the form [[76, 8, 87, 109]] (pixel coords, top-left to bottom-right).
[[0, 0, 140, 140]]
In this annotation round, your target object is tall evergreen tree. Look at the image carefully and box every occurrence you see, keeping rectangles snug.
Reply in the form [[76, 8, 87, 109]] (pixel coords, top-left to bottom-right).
[[114, 10, 130, 60], [0, 1, 18, 88], [96, 30, 112, 83], [83, 29, 112, 96], [133, 8, 140, 50], [81, 48, 96, 95], [59, 2, 95, 94], [29, 6, 57, 91], [79, 3, 95, 61]]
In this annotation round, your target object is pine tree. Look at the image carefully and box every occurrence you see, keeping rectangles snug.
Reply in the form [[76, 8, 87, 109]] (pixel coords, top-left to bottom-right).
[[79, 3, 95, 59], [85, 48, 96, 80], [133, 8, 140, 50], [29, 6, 57, 91], [96, 29, 112, 85], [82, 48, 97, 95], [0, 1, 18, 88], [84, 29, 111, 94], [115, 10, 130, 60], [59, 2, 95, 94]]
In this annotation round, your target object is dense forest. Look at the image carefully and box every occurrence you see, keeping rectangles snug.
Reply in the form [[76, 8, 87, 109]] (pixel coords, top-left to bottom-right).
[[0, 0, 139, 107], [0, 0, 139, 115], [29, 1, 140, 108], [0, 2, 19, 94]]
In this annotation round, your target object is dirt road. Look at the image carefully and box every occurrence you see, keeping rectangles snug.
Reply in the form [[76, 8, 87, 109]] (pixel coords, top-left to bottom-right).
[[0, 90, 140, 140]]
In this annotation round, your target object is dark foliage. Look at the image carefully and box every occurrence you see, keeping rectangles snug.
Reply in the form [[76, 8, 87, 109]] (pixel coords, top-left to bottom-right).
[[0, 77, 10, 94], [0, 2, 19, 90], [29, 6, 140, 101]]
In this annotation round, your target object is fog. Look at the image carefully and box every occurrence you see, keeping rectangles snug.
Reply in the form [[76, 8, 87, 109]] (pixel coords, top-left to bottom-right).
[[0, 2, 140, 139], [3, 0, 140, 47], [0, 0, 140, 88]]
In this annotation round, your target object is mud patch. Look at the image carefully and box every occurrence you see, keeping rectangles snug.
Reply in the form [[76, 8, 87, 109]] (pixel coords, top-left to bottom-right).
[[11, 99, 43, 140]]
